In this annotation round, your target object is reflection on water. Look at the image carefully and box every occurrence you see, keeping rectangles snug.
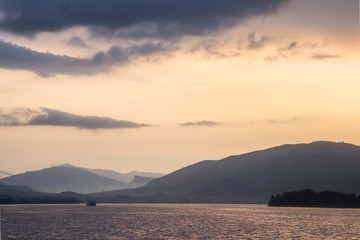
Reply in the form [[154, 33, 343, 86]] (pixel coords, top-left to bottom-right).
[[1, 204, 360, 239]]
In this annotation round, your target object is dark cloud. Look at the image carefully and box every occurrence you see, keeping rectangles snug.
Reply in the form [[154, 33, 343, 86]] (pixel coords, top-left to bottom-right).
[[247, 32, 270, 50], [0, 107, 151, 129], [67, 36, 92, 48], [311, 53, 340, 60], [0, 0, 290, 39], [180, 121, 224, 127], [188, 39, 241, 59], [0, 39, 172, 77]]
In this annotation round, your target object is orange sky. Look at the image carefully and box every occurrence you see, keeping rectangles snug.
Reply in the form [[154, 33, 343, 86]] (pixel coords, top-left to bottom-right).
[[0, 0, 359, 174]]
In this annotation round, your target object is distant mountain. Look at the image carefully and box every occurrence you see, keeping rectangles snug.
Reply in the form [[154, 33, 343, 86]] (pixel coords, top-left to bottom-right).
[[0, 166, 127, 194], [0, 170, 12, 179], [84, 168, 130, 182], [85, 168, 164, 183], [106, 141, 360, 203], [121, 171, 165, 183], [60, 164, 164, 183], [128, 176, 156, 188]]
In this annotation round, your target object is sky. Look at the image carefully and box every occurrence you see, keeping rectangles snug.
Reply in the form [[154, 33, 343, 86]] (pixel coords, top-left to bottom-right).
[[1, 0, 360, 174]]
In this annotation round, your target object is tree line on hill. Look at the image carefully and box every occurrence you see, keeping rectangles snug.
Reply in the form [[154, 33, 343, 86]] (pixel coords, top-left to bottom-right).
[[269, 189, 360, 208]]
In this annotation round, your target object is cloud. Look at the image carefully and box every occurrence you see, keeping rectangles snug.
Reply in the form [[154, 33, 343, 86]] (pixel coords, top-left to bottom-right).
[[0, 0, 290, 39], [0, 39, 173, 77], [249, 116, 301, 124], [188, 38, 241, 59], [190, 31, 275, 59], [264, 116, 299, 124], [0, 1, 291, 75], [247, 32, 270, 50], [264, 55, 279, 61], [67, 36, 92, 48], [311, 53, 340, 60], [180, 121, 224, 127], [0, 107, 151, 129], [278, 41, 298, 51], [263, 41, 297, 61], [263, 40, 333, 62]]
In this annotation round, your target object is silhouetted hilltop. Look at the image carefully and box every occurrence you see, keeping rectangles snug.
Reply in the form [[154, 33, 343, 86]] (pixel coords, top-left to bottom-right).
[[106, 141, 360, 203], [0, 166, 127, 193], [269, 189, 360, 208]]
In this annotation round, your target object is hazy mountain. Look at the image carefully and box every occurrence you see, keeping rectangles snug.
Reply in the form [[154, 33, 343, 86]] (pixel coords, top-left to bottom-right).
[[108, 141, 360, 203], [0, 166, 127, 194], [0, 170, 12, 179], [4, 141, 360, 204], [85, 169, 164, 183], [60, 164, 164, 183], [128, 176, 156, 188], [83, 168, 130, 182]]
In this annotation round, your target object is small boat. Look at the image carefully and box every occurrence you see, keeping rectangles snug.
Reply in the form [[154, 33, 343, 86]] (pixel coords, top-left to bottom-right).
[[86, 200, 96, 206]]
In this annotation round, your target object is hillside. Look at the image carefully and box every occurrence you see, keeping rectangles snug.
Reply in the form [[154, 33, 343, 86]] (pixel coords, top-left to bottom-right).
[[0, 183, 80, 204], [0, 166, 127, 194], [0, 182, 41, 197], [108, 141, 360, 203]]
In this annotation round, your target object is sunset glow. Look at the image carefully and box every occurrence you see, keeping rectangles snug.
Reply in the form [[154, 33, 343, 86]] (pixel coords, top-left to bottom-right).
[[1, 0, 359, 174]]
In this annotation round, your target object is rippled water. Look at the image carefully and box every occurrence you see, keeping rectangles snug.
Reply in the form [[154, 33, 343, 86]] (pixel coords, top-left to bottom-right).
[[1, 204, 360, 239]]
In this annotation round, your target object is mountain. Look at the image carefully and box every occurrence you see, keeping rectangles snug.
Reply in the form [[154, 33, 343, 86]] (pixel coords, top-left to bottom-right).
[[0, 166, 127, 194], [60, 164, 164, 183], [83, 168, 130, 182], [85, 168, 164, 183], [128, 176, 156, 188], [119, 171, 165, 183], [105, 141, 360, 203], [0, 170, 12, 179]]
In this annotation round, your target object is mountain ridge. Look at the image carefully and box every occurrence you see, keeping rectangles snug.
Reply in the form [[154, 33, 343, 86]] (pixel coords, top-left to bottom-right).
[[0, 166, 127, 194], [105, 141, 360, 203], [57, 164, 164, 183], [2, 141, 360, 203]]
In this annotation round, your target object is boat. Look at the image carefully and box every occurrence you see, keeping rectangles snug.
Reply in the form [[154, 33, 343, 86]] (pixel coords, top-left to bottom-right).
[[86, 200, 96, 206]]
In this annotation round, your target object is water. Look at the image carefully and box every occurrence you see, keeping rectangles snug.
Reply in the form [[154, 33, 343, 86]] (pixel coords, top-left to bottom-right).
[[1, 204, 360, 239]]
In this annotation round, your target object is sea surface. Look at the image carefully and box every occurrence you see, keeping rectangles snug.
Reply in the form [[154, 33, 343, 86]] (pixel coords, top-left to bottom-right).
[[1, 204, 360, 239]]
